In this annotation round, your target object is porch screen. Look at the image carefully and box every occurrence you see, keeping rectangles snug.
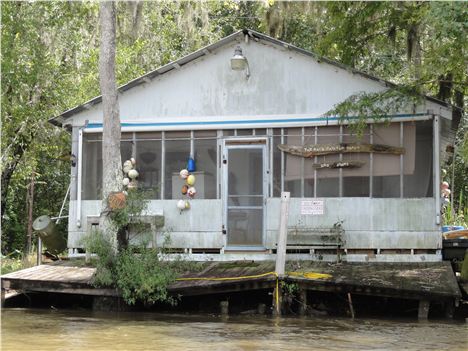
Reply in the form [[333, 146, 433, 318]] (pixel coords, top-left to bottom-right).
[[193, 130, 217, 199], [164, 131, 190, 199], [280, 121, 429, 198], [403, 120, 433, 197], [81, 133, 134, 200], [136, 132, 161, 199]]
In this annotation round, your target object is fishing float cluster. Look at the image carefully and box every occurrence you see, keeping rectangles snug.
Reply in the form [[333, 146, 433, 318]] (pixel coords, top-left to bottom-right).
[[177, 169, 197, 212], [177, 157, 197, 212], [122, 158, 139, 191], [440, 169, 451, 209]]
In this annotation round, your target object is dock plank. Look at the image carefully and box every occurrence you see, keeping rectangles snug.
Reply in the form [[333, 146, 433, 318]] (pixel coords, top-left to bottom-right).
[[1, 261, 461, 301]]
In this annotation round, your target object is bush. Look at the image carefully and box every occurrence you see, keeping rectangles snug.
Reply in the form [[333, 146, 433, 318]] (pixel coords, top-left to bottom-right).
[[116, 248, 178, 306], [82, 189, 199, 306]]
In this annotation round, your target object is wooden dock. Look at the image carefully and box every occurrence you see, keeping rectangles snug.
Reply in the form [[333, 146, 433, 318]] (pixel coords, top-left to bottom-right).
[[1, 260, 462, 318]]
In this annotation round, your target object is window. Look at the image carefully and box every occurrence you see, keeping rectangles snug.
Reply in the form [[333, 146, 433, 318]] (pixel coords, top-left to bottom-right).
[[404, 121, 433, 197], [272, 129, 282, 197], [304, 127, 315, 197], [273, 121, 432, 199], [284, 128, 302, 197], [372, 123, 403, 198], [194, 130, 217, 199], [342, 126, 370, 197], [82, 133, 102, 200], [164, 132, 191, 199], [315, 126, 340, 197], [135, 132, 161, 199]]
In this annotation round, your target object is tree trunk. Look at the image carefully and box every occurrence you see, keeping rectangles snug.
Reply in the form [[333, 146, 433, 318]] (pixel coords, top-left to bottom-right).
[[99, 1, 123, 252]]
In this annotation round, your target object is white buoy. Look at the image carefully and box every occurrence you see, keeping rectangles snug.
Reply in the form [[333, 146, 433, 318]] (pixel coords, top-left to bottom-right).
[[128, 169, 139, 179]]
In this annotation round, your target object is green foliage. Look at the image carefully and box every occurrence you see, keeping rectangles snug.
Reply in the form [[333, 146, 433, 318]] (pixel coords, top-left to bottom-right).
[[443, 190, 468, 228], [326, 87, 421, 136], [82, 229, 116, 287], [2, 0, 467, 256], [83, 229, 200, 306], [115, 248, 177, 306], [1, 250, 37, 274], [108, 189, 150, 233], [83, 188, 200, 306], [280, 281, 299, 296]]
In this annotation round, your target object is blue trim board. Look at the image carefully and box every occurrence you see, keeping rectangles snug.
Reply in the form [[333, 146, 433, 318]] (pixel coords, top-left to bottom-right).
[[85, 113, 428, 129]]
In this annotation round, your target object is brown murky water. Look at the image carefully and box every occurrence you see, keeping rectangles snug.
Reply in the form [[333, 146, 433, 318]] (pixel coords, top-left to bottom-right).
[[1, 308, 467, 351]]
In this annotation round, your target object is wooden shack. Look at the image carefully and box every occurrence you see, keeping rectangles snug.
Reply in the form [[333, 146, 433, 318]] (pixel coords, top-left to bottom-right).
[[50, 29, 459, 263]]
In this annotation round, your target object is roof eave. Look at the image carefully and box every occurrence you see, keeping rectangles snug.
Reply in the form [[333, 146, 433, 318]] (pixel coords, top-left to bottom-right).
[[50, 28, 458, 127], [49, 30, 245, 126]]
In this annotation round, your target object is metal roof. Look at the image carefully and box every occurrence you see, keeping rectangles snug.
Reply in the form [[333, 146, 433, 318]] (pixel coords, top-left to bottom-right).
[[50, 29, 454, 127]]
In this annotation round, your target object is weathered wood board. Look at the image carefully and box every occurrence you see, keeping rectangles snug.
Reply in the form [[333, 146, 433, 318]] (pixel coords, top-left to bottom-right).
[[278, 143, 405, 157], [312, 161, 365, 169], [1, 260, 461, 301]]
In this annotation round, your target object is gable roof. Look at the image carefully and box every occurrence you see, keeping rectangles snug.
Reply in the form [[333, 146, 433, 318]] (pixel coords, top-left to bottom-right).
[[50, 29, 454, 127]]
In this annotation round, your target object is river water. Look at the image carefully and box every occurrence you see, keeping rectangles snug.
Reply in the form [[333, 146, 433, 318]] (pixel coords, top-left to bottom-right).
[[1, 308, 467, 351]]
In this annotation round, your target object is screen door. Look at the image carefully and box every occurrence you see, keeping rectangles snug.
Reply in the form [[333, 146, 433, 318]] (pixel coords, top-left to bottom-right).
[[224, 142, 266, 247]]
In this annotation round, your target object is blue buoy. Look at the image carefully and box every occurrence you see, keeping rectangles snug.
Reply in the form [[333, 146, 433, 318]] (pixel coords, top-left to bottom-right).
[[187, 157, 196, 172]]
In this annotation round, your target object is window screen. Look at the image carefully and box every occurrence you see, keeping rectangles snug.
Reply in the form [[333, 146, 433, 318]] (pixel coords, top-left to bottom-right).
[[194, 130, 217, 199], [135, 132, 161, 199], [342, 126, 370, 197], [404, 121, 433, 197]]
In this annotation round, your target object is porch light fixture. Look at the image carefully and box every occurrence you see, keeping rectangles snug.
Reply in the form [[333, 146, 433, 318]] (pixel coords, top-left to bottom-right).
[[230, 46, 250, 79]]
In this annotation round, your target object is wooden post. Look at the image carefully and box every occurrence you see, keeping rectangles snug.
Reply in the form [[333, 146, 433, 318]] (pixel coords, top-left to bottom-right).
[[275, 192, 290, 276], [1, 288, 5, 308], [299, 289, 308, 316], [220, 300, 229, 315], [257, 303, 266, 315], [347, 292, 355, 319], [36, 238, 42, 265], [418, 300, 430, 320], [444, 300, 455, 319], [273, 192, 290, 316]]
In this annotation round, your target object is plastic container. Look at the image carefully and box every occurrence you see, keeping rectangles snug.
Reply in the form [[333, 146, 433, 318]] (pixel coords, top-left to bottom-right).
[[442, 225, 464, 233], [32, 215, 67, 255]]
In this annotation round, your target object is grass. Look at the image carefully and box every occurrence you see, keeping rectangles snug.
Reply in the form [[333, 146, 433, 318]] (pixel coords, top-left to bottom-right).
[[1, 251, 37, 274]]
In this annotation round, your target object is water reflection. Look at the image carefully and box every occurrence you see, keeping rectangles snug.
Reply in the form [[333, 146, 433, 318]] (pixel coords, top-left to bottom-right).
[[2, 308, 467, 351]]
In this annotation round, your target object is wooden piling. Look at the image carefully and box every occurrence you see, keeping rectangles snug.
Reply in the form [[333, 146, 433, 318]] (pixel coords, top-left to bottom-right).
[[299, 289, 307, 316], [257, 303, 266, 315], [272, 287, 282, 316], [275, 192, 290, 277], [273, 192, 290, 316], [444, 300, 454, 319], [220, 300, 229, 315], [347, 292, 355, 319], [418, 300, 430, 320], [1, 288, 5, 308]]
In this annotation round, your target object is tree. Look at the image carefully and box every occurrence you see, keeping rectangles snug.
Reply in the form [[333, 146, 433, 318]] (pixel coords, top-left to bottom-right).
[[99, 1, 123, 252]]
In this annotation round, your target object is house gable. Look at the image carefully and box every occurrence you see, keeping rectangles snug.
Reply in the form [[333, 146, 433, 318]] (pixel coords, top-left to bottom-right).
[[54, 30, 452, 128]]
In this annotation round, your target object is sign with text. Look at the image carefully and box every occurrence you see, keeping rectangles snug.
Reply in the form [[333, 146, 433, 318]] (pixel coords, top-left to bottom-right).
[[301, 200, 324, 215]]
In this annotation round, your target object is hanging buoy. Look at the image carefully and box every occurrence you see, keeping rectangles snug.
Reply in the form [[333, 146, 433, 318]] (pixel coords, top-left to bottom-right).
[[184, 200, 190, 209], [181, 184, 189, 195], [177, 200, 186, 210], [128, 169, 139, 179], [123, 160, 133, 174], [187, 174, 195, 186], [187, 187, 197, 198], [187, 157, 196, 172], [180, 169, 189, 179], [122, 178, 130, 186]]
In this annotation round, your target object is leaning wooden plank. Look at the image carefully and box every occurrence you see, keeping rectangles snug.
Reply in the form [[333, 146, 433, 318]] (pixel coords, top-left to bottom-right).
[[278, 143, 405, 157], [312, 161, 365, 169], [443, 229, 468, 239]]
